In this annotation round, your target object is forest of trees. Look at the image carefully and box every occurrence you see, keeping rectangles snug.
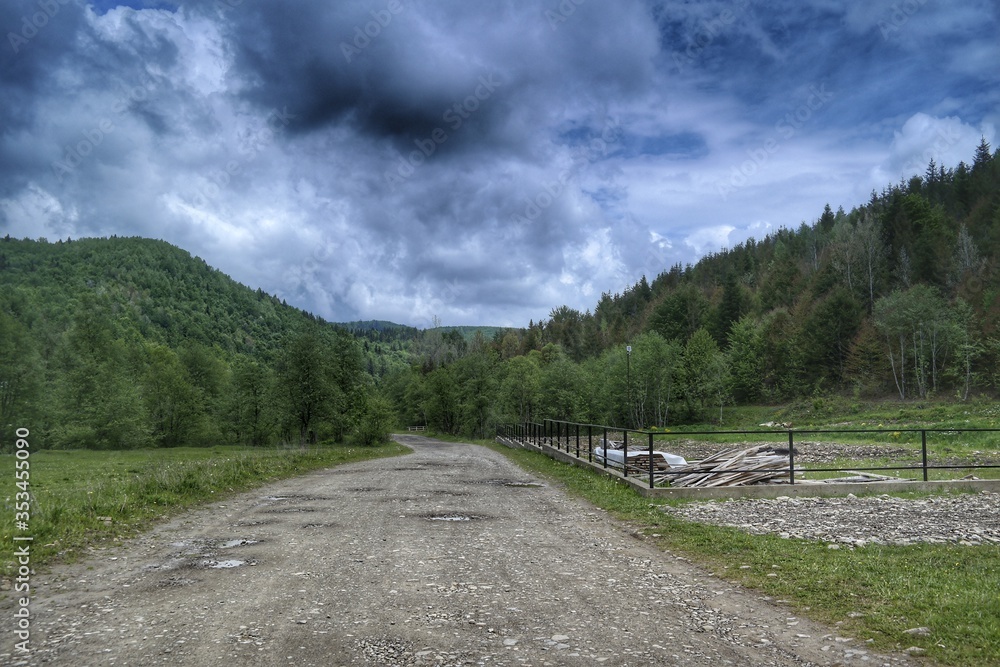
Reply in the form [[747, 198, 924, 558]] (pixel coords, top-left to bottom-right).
[[2, 141, 998, 448], [0, 237, 395, 449], [382, 140, 1000, 437]]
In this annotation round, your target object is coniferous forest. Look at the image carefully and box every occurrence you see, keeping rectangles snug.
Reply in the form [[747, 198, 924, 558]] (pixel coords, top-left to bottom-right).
[[1, 142, 998, 448], [383, 141, 1000, 436]]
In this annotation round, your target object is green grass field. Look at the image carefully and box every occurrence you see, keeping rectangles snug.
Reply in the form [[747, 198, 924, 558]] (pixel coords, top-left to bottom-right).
[[0, 442, 408, 576], [487, 439, 1000, 667]]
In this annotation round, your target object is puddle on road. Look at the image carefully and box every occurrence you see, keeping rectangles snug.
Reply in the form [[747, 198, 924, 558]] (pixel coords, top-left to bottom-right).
[[201, 560, 248, 570]]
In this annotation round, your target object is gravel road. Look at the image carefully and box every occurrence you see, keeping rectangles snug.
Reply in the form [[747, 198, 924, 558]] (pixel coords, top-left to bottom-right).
[[2, 436, 917, 666]]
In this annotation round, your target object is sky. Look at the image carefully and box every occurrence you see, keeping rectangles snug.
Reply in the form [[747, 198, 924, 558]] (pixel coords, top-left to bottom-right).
[[1, 0, 997, 328]]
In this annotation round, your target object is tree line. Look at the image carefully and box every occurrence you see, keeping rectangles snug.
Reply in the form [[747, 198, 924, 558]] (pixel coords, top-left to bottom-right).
[[383, 141, 1000, 436]]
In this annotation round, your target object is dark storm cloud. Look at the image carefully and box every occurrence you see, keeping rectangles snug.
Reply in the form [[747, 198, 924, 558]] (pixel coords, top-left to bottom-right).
[[0, 0, 996, 326], [210, 1, 658, 148]]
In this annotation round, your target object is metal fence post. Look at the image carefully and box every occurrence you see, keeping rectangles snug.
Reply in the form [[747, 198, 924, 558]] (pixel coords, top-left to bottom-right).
[[602, 427, 608, 468], [576, 423, 580, 458], [588, 425, 593, 463], [921, 430, 929, 482], [623, 431, 629, 478], [648, 431, 654, 489], [788, 430, 795, 485]]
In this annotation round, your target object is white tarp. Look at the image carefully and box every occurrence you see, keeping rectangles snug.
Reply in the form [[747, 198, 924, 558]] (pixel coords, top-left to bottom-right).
[[594, 447, 687, 468]]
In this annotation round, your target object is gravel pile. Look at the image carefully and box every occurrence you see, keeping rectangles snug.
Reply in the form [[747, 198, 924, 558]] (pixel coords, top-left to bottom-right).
[[662, 491, 1000, 547]]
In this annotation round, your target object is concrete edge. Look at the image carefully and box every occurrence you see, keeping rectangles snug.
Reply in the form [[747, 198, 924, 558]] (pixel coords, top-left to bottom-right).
[[495, 437, 1000, 500]]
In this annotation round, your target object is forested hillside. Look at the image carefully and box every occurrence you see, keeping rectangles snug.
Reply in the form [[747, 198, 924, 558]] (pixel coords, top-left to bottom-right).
[[0, 237, 394, 449], [4, 143, 998, 447], [385, 141, 1000, 435]]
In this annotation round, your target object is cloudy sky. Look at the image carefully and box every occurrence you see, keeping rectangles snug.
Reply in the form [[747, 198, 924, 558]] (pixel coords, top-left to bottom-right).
[[1, 0, 997, 328]]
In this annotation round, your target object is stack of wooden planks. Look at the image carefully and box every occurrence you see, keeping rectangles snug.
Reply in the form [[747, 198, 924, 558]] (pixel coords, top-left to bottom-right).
[[628, 453, 671, 471], [658, 445, 793, 487]]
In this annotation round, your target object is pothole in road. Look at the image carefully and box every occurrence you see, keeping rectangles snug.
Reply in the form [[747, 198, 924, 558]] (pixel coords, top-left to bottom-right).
[[473, 479, 545, 488], [219, 539, 258, 549], [170, 538, 259, 552], [419, 513, 490, 522], [302, 522, 338, 529], [232, 519, 276, 527], [200, 558, 258, 569], [260, 507, 319, 514], [156, 576, 198, 588]]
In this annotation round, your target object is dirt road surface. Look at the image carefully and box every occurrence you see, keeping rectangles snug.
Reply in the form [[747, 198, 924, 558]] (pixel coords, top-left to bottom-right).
[[3, 436, 916, 666]]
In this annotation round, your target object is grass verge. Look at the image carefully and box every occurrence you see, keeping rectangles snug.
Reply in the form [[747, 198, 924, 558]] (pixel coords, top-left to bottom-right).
[[488, 441, 1000, 667], [1, 441, 408, 580]]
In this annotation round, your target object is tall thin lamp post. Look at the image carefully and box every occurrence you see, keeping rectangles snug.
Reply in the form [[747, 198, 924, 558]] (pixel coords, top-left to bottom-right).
[[626, 344, 632, 429]]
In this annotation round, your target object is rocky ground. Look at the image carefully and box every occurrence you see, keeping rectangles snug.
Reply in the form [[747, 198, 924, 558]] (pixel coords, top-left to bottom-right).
[[1, 436, 919, 666], [662, 491, 1000, 548]]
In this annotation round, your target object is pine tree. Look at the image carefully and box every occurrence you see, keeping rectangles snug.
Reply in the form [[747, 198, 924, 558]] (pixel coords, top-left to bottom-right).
[[972, 136, 993, 173]]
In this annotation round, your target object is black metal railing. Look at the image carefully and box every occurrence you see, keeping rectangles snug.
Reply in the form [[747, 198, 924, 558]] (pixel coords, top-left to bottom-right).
[[496, 420, 1000, 490]]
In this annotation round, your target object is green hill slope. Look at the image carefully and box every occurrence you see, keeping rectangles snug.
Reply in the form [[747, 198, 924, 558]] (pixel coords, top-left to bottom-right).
[[0, 235, 326, 359], [0, 236, 384, 450]]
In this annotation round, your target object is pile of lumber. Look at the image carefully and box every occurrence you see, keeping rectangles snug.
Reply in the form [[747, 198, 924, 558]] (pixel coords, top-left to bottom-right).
[[658, 445, 792, 488]]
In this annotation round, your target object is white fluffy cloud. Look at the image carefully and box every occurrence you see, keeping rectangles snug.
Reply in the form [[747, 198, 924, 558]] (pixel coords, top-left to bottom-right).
[[873, 113, 996, 183]]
